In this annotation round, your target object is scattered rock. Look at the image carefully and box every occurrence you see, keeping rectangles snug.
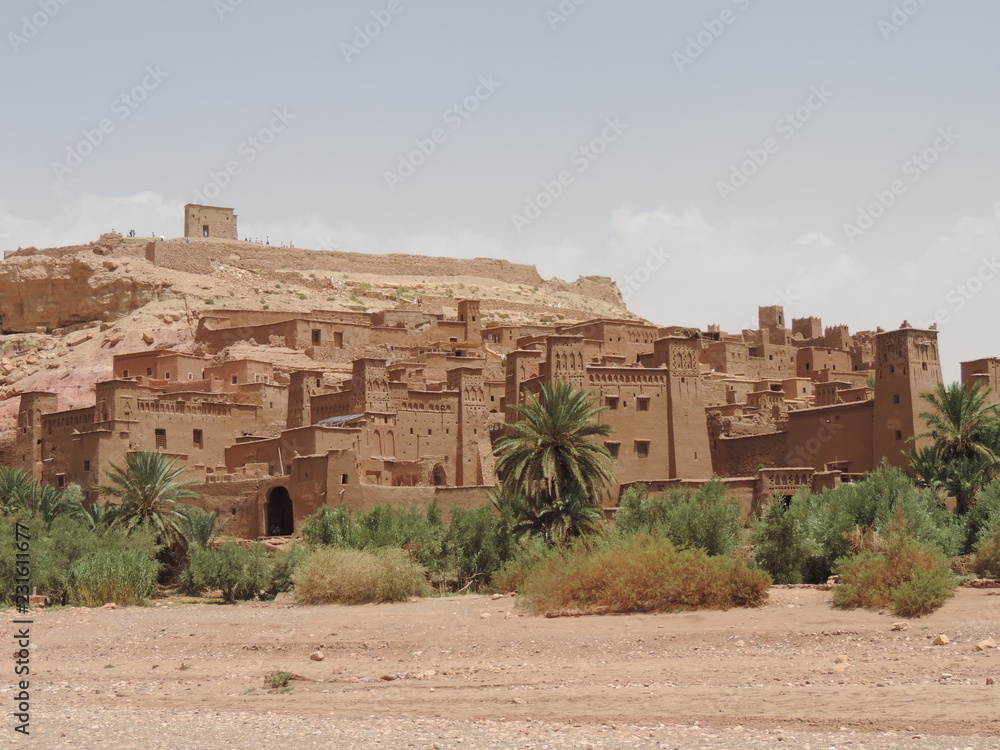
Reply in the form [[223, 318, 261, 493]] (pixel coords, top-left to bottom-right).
[[987, 677, 995, 685], [423, 669, 436, 678], [380, 674, 398, 682], [142, 333, 154, 345], [975, 638, 997, 651], [834, 655, 849, 664], [932, 634, 950, 646], [735, 640, 746, 648], [491, 594, 503, 600], [309, 651, 324, 662], [890, 622, 909, 631], [480, 613, 491, 619], [101, 603, 117, 610]]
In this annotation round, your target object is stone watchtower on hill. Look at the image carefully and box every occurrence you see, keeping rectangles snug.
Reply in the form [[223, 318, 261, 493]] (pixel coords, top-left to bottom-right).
[[184, 204, 238, 240], [872, 324, 943, 468]]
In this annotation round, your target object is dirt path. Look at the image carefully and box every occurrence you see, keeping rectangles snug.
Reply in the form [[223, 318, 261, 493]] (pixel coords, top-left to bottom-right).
[[6, 587, 1000, 748]]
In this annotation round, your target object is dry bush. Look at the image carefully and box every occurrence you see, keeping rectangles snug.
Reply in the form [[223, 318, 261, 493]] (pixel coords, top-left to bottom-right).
[[832, 536, 956, 618], [292, 547, 430, 605], [973, 529, 1000, 579], [517, 536, 770, 615]]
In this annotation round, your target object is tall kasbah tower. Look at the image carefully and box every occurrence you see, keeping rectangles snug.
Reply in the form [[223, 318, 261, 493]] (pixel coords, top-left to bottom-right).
[[15, 392, 59, 479], [448, 366, 487, 485], [654, 337, 713, 478], [872, 324, 943, 468], [287, 371, 325, 429], [545, 336, 587, 389], [349, 359, 390, 414], [457, 300, 482, 345], [758, 305, 788, 345]]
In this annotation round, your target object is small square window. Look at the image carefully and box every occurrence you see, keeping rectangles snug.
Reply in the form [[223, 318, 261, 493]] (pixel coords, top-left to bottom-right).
[[893, 394, 900, 405], [188, 373, 193, 380], [605, 442, 620, 458], [84, 460, 90, 471], [122, 370, 129, 378], [341, 474, 348, 485], [895, 430, 903, 441], [232, 375, 239, 385], [193, 429, 203, 449], [606, 397, 619, 410], [56, 475, 65, 488], [146, 368, 152, 376], [154, 429, 167, 450], [637, 398, 650, 411], [164, 372, 171, 380], [635, 441, 650, 458]]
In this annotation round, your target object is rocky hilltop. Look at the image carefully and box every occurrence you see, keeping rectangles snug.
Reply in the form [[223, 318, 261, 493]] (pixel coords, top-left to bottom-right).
[[0, 233, 636, 435]]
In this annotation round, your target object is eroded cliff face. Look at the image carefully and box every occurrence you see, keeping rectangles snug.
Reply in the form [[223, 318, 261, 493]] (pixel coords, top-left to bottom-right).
[[0, 236, 171, 333]]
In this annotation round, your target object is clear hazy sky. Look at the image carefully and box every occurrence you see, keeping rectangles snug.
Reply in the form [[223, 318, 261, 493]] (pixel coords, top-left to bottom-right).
[[2, 0, 998, 380]]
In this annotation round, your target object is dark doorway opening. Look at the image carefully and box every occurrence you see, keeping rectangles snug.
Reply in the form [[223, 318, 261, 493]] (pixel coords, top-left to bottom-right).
[[266, 486, 294, 536], [432, 465, 447, 487], [203, 225, 210, 238]]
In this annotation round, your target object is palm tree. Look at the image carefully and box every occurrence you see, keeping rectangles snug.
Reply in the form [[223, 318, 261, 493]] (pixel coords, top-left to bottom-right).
[[24, 483, 86, 525], [906, 381, 1000, 514], [0, 467, 39, 513], [492, 381, 616, 541], [179, 507, 230, 549], [98, 451, 200, 547]]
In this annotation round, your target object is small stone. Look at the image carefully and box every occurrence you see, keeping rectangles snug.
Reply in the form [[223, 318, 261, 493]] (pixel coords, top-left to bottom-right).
[[101, 603, 117, 610], [380, 674, 398, 682], [309, 651, 324, 662], [480, 613, 491, 619], [491, 593, 503, 600], [932, 634, 950, 646], [890, 622, 909, 631], [986, 677, 995, 685], [834, 655, 849, 664], [735, 640, 746, 648], [975, 638, 997, 651], [512, 697, 526, 704], [142, 333, 154, 345], [423, 669, 437, 677]]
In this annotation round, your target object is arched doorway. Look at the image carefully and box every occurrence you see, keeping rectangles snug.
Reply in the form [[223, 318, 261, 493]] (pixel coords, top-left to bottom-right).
[[266, 486, 294, 536], [432, 464, 447, 487]]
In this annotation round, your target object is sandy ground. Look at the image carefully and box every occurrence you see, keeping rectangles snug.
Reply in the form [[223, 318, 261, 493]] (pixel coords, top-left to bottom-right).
[[4, 586, 1000, 749]]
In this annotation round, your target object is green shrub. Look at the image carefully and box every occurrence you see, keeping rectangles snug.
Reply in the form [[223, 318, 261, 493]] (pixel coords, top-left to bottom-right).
[[301, 505, 353, 548], [973, 528, 1000, 578], [751, 498, 814, 584], [266, 671, 293, 689], [353, 502, 445, 570], [751, 466, 963, 584], [517, 535, 770, 615], [446, 505, 502, 589], [266, 543, 309, 597], [832, 536, 956, 617], [964, 481, 1000, 552], [491, 536, 554, 593], [0, 513, 160, 606], [186, 542, 273, 602], [292, 547, 430, 605], [69, 549, 159, 607], [616, 481, 744, 556]]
